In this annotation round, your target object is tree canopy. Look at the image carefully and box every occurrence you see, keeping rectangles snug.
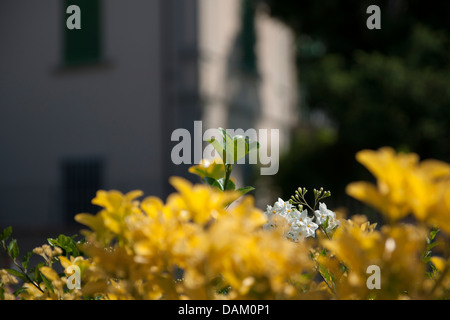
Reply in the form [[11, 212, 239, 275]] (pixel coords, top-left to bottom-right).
[[257, 0, 450, 209]]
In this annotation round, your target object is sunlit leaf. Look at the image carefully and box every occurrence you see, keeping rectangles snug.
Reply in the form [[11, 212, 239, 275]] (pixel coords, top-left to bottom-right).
[[7, 239, 19, 260], [236, 186, 255, 196], [5, 268, 28, 282]]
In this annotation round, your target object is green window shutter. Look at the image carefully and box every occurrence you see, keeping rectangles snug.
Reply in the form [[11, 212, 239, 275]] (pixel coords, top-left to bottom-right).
[[63, 0, 102, 66]]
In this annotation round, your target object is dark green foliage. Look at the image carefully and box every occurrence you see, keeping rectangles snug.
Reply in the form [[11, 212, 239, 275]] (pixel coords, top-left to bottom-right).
[[258, 0, 450, 204], [47, 234, 83, 258]]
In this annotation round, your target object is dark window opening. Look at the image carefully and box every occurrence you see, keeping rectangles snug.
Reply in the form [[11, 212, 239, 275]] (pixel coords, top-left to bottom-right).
[[62, 158, 104, 224], [63, 0, 102, 66]]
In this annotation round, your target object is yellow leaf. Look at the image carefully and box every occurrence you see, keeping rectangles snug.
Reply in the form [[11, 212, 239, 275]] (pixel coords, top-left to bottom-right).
[[419, 160, 450, 179], [430, 257, 446, 272], [40, 266, 59, 281], [124, 190, 144, 202], [74, 213, 101, 230], [92, 190, 124, 211], [141, 196, 165, 218], [58, 256, 71, 269]]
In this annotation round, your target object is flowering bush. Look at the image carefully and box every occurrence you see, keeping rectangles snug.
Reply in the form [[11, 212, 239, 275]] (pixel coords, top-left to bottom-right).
[[1, 141, 450, 300]]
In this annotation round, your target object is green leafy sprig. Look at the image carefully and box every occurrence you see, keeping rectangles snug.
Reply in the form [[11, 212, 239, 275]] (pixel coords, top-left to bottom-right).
[[204, 128, 259, 197], [0, 226, 83, 299], [0, 226, 44, 294]]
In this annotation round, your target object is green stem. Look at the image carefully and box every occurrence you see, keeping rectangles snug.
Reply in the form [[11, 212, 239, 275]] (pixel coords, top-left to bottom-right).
[[223, 164, 233, 191], [12, 259, 45, 294], [291, 195, 315, 212], [314, 263, 336, 295], [1, 241, 44, 294], [428, 238, 450, 297], [320, 225, 331, 240], [429, 262, 449, 297]]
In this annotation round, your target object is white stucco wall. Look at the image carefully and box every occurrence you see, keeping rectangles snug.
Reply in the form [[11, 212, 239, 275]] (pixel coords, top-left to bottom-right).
[[0, 0, 163, 227]]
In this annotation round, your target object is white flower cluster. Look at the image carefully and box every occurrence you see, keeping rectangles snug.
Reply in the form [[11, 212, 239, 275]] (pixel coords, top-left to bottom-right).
[[264, 198, 340, 242], [314, 202, 340, 232]]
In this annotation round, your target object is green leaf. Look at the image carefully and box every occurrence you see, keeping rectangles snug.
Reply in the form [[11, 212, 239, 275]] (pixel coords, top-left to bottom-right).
[[218, 127, 233, 143], [33, 262, 45, 283], [13, 286, 28, 297], [318, 264, 334, 284], [0, 226, 12, 242], [22, 251, 33, 271], [322, 216, 330, 231], [47, 234, 81, 257], [223, 178, 236, 191], [204, 177, 224, 191], [426, 241, 439, 252], [5, 268, 28, 282], [40, 273, 54, 293], [236, 186, 255, 196], [7, 239, 19, 260], [223, 135, 247, 164], [207, 138, 227, 162], [229, 136, 248, 163], [210, 128, 261, 166], [429, 228, 440, 242]]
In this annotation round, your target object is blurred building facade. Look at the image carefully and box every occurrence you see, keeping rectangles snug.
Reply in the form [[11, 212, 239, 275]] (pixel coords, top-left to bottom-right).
[[0, 0, 200, 230], [0, 0, 298, 251], [199, 0, 298, 150], [198, 0, 299, 204]]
